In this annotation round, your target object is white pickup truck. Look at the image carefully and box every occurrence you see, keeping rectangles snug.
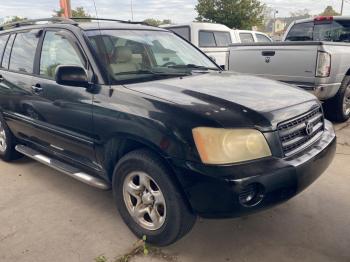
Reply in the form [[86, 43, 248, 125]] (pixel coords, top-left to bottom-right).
[[228, 16, 350, 122]]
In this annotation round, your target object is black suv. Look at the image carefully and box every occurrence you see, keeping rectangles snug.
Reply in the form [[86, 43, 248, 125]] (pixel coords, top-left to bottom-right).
[[0, 18, 336, 246]]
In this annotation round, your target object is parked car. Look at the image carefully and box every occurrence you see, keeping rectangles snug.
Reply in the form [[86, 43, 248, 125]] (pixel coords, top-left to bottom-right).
[[162, 22, 271, 68], [0, 18, 336, 246], [228, 16, 350, 122], [232, 29, 272, 43]]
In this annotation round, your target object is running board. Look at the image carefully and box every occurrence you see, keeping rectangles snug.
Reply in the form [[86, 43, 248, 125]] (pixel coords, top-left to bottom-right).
[[15, 145, 110, 190]]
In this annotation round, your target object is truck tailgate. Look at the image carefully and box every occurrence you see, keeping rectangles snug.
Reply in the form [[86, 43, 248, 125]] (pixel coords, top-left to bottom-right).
[[228, 42, 322, 85]]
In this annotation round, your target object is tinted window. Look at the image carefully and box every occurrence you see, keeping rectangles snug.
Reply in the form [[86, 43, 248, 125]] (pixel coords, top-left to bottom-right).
[[169, 27, 190, 41], [214, 32, 231, 46], [0, 34, 9, 64], [256, 34, 272, 43], [1, 34, 15, 69], [9, 32, 39, 73], [314, 20, 350, 42], [285, 22, 314, 41], [239, 33, 254, 43], [199, 31, 216, 47], [40, 31, 85, 78]]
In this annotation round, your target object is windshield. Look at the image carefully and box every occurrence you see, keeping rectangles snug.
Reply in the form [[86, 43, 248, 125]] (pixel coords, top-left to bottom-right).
[[86, 30, 219, 84]]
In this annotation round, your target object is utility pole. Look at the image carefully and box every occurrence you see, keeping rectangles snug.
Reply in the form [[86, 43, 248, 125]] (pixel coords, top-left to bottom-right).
[[273, 10, 279, 36], [130, 0, 134, 21], [341, 0, 344, 15]]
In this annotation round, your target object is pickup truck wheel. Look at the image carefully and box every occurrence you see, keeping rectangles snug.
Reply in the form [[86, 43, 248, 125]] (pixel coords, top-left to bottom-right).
[[0, 115, 21, 161], [324, 76, 350, 122], [112, 149, 196, 246]]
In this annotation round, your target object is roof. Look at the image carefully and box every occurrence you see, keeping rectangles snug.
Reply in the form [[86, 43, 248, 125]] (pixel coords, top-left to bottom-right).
[[161, 22, 231, 31], [294, 15, 350, 24], [0, 18, 167, 33]]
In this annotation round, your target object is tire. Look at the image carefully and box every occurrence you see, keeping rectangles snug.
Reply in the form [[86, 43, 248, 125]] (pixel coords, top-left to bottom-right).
[[112, 149, 196, 246], [323, 76, 350, 123], [0, 114, 22, 161]]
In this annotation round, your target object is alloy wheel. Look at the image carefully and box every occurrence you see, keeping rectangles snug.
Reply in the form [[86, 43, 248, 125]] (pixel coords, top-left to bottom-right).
[[123, 171, 166, 231], [343, 85, 350, 117], [0, 122, 7, 153]]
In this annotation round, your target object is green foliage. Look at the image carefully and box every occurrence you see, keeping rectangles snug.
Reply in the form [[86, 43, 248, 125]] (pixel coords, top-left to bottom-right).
[[94, 255, 108, 262], [52, 6, 91, 19], [1, 16, 27, 25], [195, 0, 265, 30], [143, 18, 172, 27], [72, 7, 91, 18], [319, 6, 340, 16]]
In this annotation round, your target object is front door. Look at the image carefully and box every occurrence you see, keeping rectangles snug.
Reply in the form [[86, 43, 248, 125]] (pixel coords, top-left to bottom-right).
[[29, 29, 96, 168]]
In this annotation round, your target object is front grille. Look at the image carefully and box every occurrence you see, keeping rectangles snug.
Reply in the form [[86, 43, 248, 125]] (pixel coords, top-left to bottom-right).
[[278, 107, 324, 157]]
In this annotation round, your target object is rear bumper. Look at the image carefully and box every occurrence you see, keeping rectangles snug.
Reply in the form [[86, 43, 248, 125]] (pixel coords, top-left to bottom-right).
[[171, 121, 336, 218], [292, 82, 341, 100]]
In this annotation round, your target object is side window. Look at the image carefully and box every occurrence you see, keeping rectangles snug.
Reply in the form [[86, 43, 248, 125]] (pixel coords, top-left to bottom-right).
[[213, 32, 231, 46], [9, 32, 39, 73], [239, 33, 254, 43], [1, 34, 15, 69], [169, 27, 191, 41], [40, 31, 85, 78], [285, 22, 314, 41], [0, 34, 9, 66], [256, 34, 272, 43], [199, 31, 216, 47]]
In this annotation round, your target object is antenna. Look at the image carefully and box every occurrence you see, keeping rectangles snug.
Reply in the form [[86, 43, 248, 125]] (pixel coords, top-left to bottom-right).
[[131, 0, 134, 21]]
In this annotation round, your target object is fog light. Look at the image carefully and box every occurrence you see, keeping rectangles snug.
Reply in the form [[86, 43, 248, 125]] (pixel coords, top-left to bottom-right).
[[238, 183, 264, 207]]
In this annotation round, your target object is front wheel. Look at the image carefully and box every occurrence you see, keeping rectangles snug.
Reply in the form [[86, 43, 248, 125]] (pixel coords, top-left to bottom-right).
[[113, 149, 196, 246], [324, 76, 350, 122]]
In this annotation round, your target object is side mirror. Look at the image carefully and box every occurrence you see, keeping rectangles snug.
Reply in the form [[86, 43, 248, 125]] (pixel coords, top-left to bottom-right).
[[55, 65, 89, 88]]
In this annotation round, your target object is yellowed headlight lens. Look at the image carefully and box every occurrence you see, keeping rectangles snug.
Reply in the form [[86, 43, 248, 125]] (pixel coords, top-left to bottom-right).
[[192, 127, 271, 164]]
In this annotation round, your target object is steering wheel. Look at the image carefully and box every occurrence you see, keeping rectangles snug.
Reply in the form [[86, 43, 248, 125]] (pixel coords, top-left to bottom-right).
[[162, 62, 177, 67]]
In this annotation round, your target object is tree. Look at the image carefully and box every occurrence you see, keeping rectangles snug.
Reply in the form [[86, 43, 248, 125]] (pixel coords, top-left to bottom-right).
[[1, 16, 27, 25], [143, 19, 172, 27], [290, 9, 310, 17], [195, 0, 265, 30], [53, 6, 91, 18], [319, 6, 340, 16]]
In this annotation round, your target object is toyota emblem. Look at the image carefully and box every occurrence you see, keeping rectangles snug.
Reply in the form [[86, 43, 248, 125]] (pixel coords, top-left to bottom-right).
[[305, 121, 314, 136]]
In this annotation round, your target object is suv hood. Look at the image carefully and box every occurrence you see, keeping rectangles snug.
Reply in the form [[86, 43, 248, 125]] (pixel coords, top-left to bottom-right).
[[124, 72, 319, 130]]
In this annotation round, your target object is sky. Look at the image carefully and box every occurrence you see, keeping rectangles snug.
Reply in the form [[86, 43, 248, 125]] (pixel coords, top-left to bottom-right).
[[0, 0, 349, 23]]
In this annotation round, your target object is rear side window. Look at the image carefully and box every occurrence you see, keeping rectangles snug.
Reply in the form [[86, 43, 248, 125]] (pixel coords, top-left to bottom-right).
[[9, 32, 39, 73], [1, 34, 15, 69], [256, 34, 272, 43], [285, 22, 314, 41], [199, 31, 231, 47], [239, 33, 254, 43], [40, 31, 85, 78], [0, 34, 9, 65], [169, 27, 190, 41]]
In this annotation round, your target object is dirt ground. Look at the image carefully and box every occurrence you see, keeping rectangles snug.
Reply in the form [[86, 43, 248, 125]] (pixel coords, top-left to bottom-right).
[[0, 121, 349, 262]]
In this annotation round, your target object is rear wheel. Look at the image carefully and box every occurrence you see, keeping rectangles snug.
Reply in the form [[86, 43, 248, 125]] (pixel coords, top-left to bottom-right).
[[324, 76, 350, 122], [0, 115, 21, 161], [113, 149, 196, 246]]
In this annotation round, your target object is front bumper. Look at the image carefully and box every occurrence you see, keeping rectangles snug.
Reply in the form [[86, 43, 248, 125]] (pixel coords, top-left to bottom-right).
[[172, 121, 336, 218]]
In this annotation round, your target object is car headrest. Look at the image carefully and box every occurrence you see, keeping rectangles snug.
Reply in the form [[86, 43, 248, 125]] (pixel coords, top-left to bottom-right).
[[113, 46, 133, 63]]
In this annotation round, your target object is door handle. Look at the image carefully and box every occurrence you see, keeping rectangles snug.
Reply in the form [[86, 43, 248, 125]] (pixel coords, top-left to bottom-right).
[[31, 84, 43, 93], [262, 51, 275, 56]]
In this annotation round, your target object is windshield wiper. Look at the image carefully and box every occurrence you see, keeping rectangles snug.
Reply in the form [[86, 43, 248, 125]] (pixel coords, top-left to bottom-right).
[[114, 69, 191, 76], [167, 64, 219, 71]]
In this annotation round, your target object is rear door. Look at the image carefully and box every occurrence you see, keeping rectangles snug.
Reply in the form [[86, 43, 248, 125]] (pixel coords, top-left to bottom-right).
[[29, 29, 96, 168], [0, 31, 40, 140]]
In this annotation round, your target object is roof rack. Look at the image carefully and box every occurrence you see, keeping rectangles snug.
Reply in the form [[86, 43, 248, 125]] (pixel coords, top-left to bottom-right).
[[0, 17, 78, 31], [71, 17, 150, 26]]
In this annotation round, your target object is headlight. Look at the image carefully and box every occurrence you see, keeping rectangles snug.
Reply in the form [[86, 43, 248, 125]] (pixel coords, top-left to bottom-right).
[[192, 127, 271, 165]]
